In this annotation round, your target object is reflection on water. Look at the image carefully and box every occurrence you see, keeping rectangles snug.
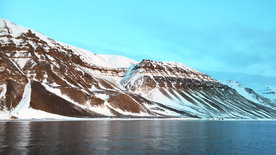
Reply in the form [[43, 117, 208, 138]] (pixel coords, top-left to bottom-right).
[[0, 120, 276, 154]]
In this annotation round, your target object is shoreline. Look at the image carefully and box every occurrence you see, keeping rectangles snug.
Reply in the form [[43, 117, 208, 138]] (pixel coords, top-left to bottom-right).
[[1, 117, 276, 122]]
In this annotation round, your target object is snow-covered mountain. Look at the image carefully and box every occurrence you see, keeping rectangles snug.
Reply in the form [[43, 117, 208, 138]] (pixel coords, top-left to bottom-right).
[[222, 80, 275, 107], [258, 87, 276, 103], [1, 18, 276, 119]]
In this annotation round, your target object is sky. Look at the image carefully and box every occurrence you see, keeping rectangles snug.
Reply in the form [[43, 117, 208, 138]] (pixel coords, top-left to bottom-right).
[[1, 0, 276, 90]]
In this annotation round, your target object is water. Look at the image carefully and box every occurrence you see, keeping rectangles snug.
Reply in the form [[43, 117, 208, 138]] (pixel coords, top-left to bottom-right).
[[0, 120, 276, 155]]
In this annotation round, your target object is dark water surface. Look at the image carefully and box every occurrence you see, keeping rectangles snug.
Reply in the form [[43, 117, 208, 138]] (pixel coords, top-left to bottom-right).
[[0, 120, 276, 155]]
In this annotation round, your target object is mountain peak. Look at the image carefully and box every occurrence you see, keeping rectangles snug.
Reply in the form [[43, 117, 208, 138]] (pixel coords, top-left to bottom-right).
[[0, 18, 31, 37], [264, 87, 276, 92]]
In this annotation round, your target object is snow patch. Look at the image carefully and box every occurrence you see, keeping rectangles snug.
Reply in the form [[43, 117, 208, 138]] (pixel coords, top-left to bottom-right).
[[98, 54, 138, 68], [11, 81, 31, 116], [0, 85, 7, 99], [88, 102, 114, 116], [95, 93, 109, 100], [13, 58, 30, 69], [14, 108, 74, 119]]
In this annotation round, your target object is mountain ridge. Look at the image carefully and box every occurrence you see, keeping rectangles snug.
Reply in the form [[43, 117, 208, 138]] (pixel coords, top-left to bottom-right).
[[222, 80, 275, 106], [1, 18, 276, 119]]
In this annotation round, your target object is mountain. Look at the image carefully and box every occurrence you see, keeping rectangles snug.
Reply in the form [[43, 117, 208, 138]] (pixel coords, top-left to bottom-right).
[[258, 87, 276, 103], [1, 18, 276, 119], [222, 80, 275, 107]]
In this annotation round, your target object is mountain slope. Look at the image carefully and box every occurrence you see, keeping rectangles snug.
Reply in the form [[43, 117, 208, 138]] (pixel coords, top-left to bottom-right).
[[222, 80, 275, 108], [0, 19, 184, 118], [1, 18, 276, 119], [120, 60, 276, 118]]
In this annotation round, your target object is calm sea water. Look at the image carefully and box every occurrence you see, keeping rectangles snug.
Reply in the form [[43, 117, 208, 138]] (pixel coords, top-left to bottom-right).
[[0, 120, 276, 155]]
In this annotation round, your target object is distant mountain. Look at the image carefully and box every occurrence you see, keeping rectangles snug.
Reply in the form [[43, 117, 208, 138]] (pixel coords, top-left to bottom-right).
[[222, 80, 275, 107], [1, 18, 276, 119], [258, 87, 276, 103]]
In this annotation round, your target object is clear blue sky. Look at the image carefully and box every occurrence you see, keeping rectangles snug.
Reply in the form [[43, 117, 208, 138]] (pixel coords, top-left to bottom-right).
[[1, 0, 276, 90]]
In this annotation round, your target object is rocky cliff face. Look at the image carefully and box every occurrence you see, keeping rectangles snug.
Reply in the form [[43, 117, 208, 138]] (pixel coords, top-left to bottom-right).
[[1, 19, 276, 119], [121, 59, 220, 92]]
